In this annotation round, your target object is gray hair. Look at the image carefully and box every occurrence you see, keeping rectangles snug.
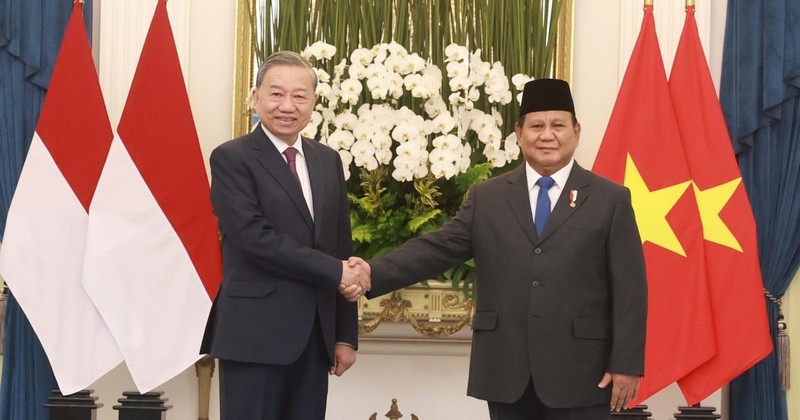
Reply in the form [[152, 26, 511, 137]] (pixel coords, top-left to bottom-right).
[[254, 51, 318, 90]]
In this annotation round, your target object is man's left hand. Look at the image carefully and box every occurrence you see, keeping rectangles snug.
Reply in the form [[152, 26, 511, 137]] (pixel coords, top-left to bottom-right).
[[598, 372, 639, 412], [330, 344, 357, 376]]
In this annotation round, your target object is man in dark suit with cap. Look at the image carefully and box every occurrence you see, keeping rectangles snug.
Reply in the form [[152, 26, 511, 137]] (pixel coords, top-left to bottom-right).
[[350, 79, 647, 419]]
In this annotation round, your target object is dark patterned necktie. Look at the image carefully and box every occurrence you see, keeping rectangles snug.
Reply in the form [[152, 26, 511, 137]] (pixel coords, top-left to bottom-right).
[[283, 147, 301, 186]]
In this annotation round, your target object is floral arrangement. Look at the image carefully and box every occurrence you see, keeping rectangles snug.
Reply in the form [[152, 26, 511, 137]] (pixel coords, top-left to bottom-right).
[[300, 41, 533, 296]]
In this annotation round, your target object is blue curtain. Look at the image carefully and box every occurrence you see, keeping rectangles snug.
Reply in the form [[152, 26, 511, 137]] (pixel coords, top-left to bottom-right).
[[721, 1, 800, 419], [0, 1, 93, 419]]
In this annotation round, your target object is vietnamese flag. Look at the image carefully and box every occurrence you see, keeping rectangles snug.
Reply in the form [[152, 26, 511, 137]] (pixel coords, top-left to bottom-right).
[[81, 0, 222, 392], [592, 3, 714, 404], [0, 2, 122, 394], [670, 5, 772, 405]]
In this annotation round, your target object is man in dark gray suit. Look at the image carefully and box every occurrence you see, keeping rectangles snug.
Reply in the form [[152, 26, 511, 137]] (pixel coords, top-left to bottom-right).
[[201, 51, 369, 420], [351, 79, 647, 420]]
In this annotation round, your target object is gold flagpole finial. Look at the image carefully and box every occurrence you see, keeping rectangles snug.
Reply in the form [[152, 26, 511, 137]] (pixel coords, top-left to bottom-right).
[[644, 0, 653, 6], [686, 0, 695, 6]]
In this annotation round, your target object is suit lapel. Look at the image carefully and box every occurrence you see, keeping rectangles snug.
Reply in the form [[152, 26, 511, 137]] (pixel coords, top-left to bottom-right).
[[504, 165, 539, 246], [537, 163, 592, 242], [304, 137, 325, 241], [249, 129, 314, 230]]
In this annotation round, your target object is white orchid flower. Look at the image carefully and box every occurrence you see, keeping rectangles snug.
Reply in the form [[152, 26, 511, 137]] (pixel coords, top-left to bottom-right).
[[351, 139, 376, 162], [478, 126, 503, 144], [413, 165, 429, 179], [375, 148, 393, 165], [348, 63, 367, 80], [504, 132, 521, 161], [350, 48, 375, 66], [444, 43, 469, 62], [446, 61, 466, 78], [391, 122, 418, 143], [316, 82, 331, 97], [423, 96, 447, 118], [372, 44, 389, 63], [328, 129, 356, 150], [392, 167, 414, 182], [338, 149, 354, 167], [370, 132, 392, 150], [431, 115, 457, 134], [301, 123, 318, 139], [387, 41, 408, 57], [432, 134, 460, 150], [511, 73, 534, 91]]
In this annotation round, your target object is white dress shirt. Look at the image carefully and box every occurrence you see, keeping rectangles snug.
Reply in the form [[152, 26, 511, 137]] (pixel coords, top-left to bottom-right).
[[525, 159, 575, 224], [262, 125, 314, 220]]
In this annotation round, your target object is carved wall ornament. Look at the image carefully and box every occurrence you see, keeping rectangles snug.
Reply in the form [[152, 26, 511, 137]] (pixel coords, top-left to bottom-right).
[[358, 283, 474, 338]]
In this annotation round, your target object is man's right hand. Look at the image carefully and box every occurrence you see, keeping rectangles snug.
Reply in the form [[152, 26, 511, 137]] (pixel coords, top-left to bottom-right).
[[339, 260, 370, 302], [347, 256, 371, 279]]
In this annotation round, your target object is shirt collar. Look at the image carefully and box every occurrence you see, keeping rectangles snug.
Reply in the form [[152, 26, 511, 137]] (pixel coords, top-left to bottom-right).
[[260, 124, 305, 157], [525, 159, 575, 191]]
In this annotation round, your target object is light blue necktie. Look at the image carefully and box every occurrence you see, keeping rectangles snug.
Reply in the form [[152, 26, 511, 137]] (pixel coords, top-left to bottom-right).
[[535, 176, 555, 237]]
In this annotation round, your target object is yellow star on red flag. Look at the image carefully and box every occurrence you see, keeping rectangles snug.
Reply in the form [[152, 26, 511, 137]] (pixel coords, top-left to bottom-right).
[[692, 178, 743, 252], [624, 154, 691, 257]]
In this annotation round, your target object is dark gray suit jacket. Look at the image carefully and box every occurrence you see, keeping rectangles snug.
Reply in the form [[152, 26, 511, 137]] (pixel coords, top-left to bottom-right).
[[201, 128, 357, 366], [367, 163, 646, 408]]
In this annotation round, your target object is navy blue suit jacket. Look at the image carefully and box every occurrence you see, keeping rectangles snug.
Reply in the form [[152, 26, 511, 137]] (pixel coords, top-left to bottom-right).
[[201, 127, 357, 366]]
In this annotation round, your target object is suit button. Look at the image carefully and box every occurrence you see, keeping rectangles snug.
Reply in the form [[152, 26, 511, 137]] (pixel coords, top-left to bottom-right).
[[534, 248, 542, 254], [532, 281, 540, 287]]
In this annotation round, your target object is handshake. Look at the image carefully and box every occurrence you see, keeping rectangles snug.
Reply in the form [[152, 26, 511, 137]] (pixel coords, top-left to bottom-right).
[[339, 257, 371, 302]]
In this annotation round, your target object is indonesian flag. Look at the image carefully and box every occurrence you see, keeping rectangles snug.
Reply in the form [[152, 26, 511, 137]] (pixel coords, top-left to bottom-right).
[[592, 4, 715, 404], [82, 0, 222, 392], [0, 3, 122, 394], [670, 5, 772, 404]]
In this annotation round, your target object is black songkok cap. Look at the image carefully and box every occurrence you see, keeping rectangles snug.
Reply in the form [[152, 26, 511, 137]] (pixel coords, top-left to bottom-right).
[[519, 78, 576, 118]]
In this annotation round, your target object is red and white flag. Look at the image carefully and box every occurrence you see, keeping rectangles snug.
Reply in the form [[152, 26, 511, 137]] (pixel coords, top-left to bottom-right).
[[82, 0, 222, 392], [670, 5, 772, 404], [0, 3, 122, 394]]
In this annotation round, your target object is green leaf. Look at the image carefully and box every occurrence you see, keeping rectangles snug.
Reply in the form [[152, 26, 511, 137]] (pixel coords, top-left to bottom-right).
[[454, 162, 494, 191], [351, 224, 374, 243], [408, 209, 442, 233]]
